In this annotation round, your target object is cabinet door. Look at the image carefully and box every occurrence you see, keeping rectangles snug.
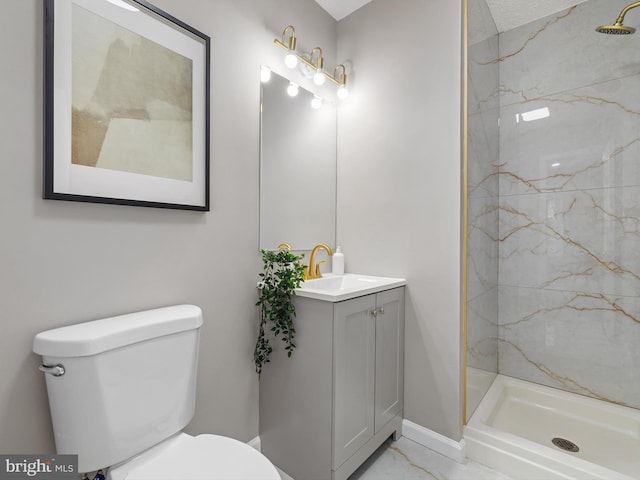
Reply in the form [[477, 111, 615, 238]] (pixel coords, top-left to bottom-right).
[[374, 287, 404, 433], [333, 294, 376, 470]]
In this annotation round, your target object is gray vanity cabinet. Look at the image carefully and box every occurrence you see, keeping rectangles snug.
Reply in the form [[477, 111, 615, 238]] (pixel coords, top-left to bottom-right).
[[260, 286, 405, 480]]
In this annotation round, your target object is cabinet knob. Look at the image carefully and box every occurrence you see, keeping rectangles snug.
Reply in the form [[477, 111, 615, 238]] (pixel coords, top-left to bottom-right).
[[379, 306, 385, 315], [370, 310, 378, 317]]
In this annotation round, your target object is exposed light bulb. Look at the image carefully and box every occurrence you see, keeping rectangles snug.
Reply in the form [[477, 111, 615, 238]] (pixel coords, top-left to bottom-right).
[[337, 85, 348, 100], [287, 82, 299, 97], [284, 53, 298, 68], [311, 96, 322, 109], [260, 66, 271, 83], [313, 71, 326, 86]]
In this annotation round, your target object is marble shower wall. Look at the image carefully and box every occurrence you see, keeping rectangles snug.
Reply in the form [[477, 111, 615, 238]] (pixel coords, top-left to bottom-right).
[[467, 0, 500, 379], [496, 0, 640, 408]]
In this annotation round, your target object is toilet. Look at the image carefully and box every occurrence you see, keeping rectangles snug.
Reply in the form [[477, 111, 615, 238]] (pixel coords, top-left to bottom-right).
[[33, 304, 280, 479]]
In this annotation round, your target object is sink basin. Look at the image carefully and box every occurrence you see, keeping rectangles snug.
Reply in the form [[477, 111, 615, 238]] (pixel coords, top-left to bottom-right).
[[296, 273, 406, 302]]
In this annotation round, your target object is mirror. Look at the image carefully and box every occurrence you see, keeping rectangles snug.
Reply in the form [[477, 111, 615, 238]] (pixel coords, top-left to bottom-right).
[[259, 70, 337, 250]]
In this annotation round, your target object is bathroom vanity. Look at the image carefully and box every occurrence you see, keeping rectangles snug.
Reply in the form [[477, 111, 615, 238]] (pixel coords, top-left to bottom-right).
[[259, 275, 405, 480]]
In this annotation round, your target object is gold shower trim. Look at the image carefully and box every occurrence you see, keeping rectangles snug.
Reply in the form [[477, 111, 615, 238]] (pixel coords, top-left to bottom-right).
[[462, 0, 469, 426]]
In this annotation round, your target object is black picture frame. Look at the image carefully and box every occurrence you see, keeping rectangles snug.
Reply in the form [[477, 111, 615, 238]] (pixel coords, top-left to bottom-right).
[[44, 0, 210, 211]]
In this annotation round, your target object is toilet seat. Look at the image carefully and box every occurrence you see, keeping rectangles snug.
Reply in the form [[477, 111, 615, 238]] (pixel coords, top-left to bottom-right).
[[107, 433, 281, 480]]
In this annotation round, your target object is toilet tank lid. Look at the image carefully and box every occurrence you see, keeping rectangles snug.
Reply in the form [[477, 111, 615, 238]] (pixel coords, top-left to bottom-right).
[[33, 305, 203, 358]]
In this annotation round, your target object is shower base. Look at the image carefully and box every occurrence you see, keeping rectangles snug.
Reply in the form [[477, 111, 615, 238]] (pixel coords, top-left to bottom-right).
[[464, 375, 640, 480]]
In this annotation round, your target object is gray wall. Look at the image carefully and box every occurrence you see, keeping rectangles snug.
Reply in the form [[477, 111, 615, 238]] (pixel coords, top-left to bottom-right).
[[336, 0, 464, 440], [0, 0, 336, 453]]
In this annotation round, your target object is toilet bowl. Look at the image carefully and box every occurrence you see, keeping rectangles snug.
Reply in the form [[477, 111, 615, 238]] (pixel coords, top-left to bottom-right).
[[33, 305, 280, 479], [108, 433, 280, 480]]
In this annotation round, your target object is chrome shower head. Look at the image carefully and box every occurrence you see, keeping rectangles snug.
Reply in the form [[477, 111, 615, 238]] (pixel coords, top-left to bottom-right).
[[596, 1, 640, 35]]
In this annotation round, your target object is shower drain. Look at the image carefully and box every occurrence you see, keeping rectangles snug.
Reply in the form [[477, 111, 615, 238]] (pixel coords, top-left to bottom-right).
[[551, 437, 580, 453]]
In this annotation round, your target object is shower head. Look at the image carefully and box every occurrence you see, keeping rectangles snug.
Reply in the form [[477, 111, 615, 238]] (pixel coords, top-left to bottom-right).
[[596, 1, 640, 35], [595, 24, 636, 35]]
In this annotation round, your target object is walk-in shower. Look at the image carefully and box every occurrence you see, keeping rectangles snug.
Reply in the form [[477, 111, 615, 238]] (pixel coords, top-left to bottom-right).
[[465, 0, 640, 478]]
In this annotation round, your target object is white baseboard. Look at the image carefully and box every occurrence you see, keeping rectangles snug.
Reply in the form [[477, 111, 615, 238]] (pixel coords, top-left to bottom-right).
[[247, 435, 261, 451], [402, 419, 466, 463]]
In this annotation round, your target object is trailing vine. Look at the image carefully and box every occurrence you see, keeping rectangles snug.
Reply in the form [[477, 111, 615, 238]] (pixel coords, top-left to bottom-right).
[[254, 249, 305, 376]]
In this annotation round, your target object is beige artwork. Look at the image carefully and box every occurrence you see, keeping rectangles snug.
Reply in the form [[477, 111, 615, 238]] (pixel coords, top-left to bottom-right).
[[71, 4, 193, 181]]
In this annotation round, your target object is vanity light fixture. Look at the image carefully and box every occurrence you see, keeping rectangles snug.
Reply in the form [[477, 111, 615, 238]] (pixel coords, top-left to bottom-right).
[[333, 65, 348, 99], [284, 52, 298, 69], [337, 84, 348, 100], [310, 47, 326, 86], [273, 25, 349, 99], [274, 25, 298, 68]]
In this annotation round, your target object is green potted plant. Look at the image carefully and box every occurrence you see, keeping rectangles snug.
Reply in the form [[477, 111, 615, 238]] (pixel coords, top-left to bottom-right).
[[254, 249, 305, 376]]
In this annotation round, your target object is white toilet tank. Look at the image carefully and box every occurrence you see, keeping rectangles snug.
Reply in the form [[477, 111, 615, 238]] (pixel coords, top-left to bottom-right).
[[33, 305, 203, 473]]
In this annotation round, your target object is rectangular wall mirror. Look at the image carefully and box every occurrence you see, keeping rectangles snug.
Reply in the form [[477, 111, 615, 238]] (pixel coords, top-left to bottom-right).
[[259, 69, 337, 250]]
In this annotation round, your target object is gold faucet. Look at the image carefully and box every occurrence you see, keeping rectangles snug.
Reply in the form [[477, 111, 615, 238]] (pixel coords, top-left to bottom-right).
[[305, 244, 333, 279]]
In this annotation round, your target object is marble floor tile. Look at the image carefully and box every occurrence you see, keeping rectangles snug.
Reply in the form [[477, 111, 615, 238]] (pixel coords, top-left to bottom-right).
[[348, 437, 512, 480]]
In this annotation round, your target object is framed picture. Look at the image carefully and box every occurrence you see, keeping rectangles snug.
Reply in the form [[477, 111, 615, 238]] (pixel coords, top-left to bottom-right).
[[44, 0, 210, 211]]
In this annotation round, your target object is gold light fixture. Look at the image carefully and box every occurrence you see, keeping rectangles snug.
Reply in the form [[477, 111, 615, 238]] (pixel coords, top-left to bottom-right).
[[331, 65, 348, 99], [274, 25, 297, 50], [273, 25, 348, 98], [274, 25, 299, 67], [309, 47, 326, 86]]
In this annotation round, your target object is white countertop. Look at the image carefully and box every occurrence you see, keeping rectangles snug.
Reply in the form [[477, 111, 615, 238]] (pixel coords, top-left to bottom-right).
[[295, 273, 406, 302]]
